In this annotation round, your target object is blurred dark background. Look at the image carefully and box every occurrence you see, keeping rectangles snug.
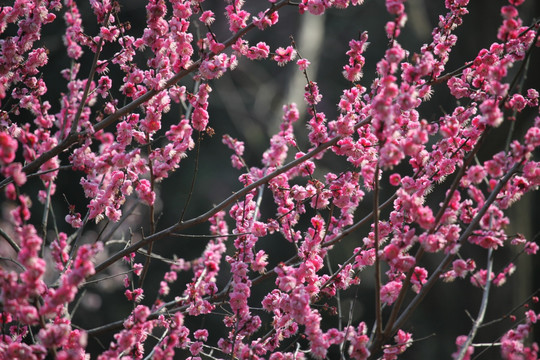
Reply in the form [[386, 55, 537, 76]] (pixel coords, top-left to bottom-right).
[[2, 0, 539, 358]]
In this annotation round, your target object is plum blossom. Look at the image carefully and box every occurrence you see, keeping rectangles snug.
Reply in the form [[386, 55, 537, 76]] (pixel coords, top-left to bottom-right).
[[273, 46, 297, 66], [380, 280, 402, 305], [0, 1, 539, 359]]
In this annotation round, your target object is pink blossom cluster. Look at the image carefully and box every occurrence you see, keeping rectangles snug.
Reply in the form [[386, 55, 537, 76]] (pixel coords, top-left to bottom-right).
[[0, 0, 539, 359]]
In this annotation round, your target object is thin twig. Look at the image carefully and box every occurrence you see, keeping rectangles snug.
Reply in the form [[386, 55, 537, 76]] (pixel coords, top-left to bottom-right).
[[0, 256, 25, 270], [142, 329, 169, 360], [0, 227, 20, 253], [480, 287, 540, 328], [455, 248, 494, 360], [138, 139, 157, 288], [83, 269, 135, 287], [373, 163, 383, 339], [40, 181, 53, 256], [69, 36, 105, 135], [97, 201, 140, 244]]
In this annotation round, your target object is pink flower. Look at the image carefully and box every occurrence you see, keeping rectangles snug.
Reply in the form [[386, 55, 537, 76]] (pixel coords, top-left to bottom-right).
[[479, 99, 503, 127], [225, 6, 250, 32], [38, 323, 71, 348], [524, 242, 539, 255], [470, 269, 494, 288], [0, 132, 17, 165], [411, 267, 428, 293], [50, 232, 70, 270], [525, 126, 540, 148], [386, 0, 406, 15], [415, 206, 435, 230], [469, 233, 504, 249], [453, 259, 475, 278], [452, 335, 474, 360], [252, 250, 269, 273], [194, 329, 208, 341], [5, 162, 27, 186], [380, 280, 402, 305], [252, 221, 267, 237], [297, 58, 310, 71], [273, 46, 297, 66], [389, 173, 401, 186], [253, 10, 279, 30], [199, 10, 215, 25], [136, 179, 155, 205], [246, 42, 270, 60], [190, 341, 203, 355], [275, 265, 297, 292], [65, 213, 83, 228]]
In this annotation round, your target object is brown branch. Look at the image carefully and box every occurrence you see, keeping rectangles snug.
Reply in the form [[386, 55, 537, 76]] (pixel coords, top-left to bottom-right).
[[93, 115, 372, 274], [382, 129, 487, 341], [385, 160, 522, 341]]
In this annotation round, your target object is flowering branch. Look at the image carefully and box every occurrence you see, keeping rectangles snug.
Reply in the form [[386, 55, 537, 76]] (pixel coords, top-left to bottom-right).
[[0, 0, 291, 190], [454, 248, 494, 360], [385, 160, 523, 340], [1, 1, 539, 359], [93, 115, 372, 275]]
